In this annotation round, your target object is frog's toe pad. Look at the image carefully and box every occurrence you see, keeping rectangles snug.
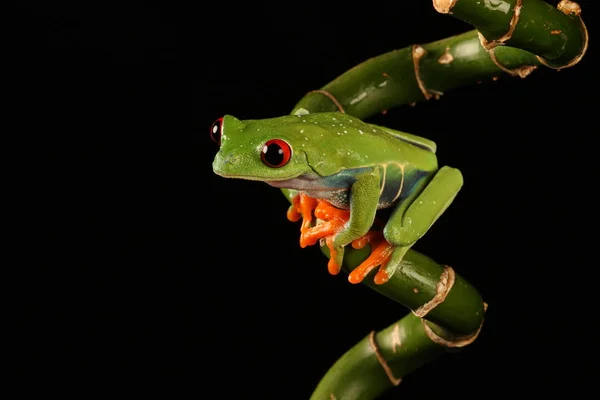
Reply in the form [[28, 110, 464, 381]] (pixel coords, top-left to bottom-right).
[[348, 241, 395, 284]]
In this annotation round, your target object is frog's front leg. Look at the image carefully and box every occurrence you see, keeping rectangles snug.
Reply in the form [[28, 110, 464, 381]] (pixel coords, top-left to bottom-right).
[[349, 166, 463, 284], [327, 168, 381, 274]]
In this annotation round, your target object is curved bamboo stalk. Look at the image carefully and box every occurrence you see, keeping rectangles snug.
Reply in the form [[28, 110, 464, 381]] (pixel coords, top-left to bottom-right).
[[291, 29, 542, 120], [274, 1, 588, 398], [291, 1, 588, 120], [309, 313, 447, 400], [307, 310, 488, 400], [433, 0, 588, 69], [279, 186, 486, 398]]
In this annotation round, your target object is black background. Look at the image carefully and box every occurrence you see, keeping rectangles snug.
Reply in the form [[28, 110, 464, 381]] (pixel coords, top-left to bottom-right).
[[18, 1, 599, 398]]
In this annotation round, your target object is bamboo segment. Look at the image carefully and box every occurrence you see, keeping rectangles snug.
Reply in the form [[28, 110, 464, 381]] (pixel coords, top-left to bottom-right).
[[291, 30, 542, 121], [310, 313, 446, 400], [325, 240, 485, 335], [433, 0, 588, 69], [275, 2, 589, 397]]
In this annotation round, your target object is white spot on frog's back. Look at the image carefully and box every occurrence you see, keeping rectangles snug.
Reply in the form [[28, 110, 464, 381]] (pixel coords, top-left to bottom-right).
[[378, 80, 388, 88]]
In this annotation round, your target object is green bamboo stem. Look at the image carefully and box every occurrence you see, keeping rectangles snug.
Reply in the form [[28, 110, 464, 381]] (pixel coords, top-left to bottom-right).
[[340, 243, 485, 335], [274, 1, 588, 398], [279, 190, 486, 398], [433, 0, 588, 69], [291, 1, 588, 121], [308, 242, 487, 398], [309, 313, 448, 400], [291, 29, 542, 121]]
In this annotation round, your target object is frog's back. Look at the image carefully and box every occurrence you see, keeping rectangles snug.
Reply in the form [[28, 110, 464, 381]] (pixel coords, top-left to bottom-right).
[[307, 112, 437, 167], [303, 112, 436, 152], [250, 112, 438, 175], [377, 126, 436, 154]]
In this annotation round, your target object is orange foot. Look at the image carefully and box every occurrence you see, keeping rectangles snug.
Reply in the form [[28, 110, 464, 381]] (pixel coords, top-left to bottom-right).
[[287, 193, 394, 285]]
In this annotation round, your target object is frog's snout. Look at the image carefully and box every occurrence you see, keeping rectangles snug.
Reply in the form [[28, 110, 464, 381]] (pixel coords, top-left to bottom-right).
[[220, 153, 240, 165], [212, 152, 240, 175]]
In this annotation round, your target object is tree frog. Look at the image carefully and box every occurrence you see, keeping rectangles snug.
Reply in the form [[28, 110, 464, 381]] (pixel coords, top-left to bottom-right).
[[211, 111, 463, 284]]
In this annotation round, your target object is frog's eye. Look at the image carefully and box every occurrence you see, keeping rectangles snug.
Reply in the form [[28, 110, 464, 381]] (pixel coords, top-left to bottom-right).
[[261, 139, 292, 168], [210, 117, 224, 145]]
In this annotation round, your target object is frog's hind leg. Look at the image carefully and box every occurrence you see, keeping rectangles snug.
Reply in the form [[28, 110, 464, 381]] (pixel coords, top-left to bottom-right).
[[353, 166, 463, 285]]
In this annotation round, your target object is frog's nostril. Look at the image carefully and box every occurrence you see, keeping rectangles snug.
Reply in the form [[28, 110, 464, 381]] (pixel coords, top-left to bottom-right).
[[225, 154, 239, 164]]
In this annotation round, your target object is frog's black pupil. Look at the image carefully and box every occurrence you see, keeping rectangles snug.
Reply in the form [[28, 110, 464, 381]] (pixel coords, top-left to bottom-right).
[[263, 143, 284, 166]]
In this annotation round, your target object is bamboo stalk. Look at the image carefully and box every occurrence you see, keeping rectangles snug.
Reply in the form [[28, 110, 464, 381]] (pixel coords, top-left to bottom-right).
[[433, 0, 588, 69], [291, 29, 542, 120], [309, 313, 447, 400], [273, 2, 589, 398], [291, 1, 588, 120], [278, 188, 486, 397], [324, 233, 485, 336]]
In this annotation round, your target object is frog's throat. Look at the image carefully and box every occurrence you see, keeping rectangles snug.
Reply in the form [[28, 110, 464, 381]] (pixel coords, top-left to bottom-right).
[[266, 173, 337, 192]]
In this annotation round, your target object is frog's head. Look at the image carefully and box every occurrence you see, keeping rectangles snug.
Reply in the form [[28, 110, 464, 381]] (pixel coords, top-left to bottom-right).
[[211, 115, 314, 184]]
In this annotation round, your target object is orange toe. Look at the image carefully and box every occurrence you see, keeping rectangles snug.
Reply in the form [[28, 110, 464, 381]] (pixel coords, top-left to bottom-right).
[[348, 239, 394, 284]]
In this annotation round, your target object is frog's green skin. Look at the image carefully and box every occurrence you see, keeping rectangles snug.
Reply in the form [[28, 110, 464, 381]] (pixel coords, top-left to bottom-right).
[[212, 111, 463, 281]]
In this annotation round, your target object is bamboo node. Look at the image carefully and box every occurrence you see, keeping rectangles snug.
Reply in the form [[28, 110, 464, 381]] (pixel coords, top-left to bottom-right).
[[432, 0, 458, 14], [558, 0, 581, 16], [489, 48, 538, 78], [413, 265, 455, 318], [412, 44, 442, 100], [437, 47, 454, 64], [477, 0, 522, 51], [306, 90, 345, 113], [368, 331, 402, 386], [422, 317, 484, 348]]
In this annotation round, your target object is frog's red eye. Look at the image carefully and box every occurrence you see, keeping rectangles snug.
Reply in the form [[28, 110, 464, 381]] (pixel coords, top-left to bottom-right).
[[261, 139, 291, 168], [210, 117, 224, 145]]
